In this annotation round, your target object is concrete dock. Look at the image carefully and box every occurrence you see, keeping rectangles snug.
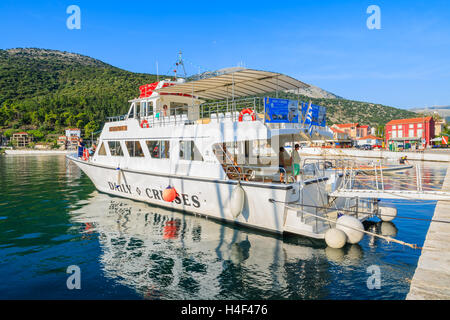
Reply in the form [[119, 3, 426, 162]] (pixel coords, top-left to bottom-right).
[[406, 164, 450, 299]]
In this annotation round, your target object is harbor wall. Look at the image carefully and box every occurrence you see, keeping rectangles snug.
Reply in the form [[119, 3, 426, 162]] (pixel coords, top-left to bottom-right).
[[406, 164, 450, 299], [299, 147, 450, 162]]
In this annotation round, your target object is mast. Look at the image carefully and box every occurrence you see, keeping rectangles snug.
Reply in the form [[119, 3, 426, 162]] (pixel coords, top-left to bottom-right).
[[174, 51, 187, 80]]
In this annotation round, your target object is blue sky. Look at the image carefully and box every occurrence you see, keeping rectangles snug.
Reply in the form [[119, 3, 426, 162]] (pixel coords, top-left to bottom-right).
[[0, 0, 449, 109]]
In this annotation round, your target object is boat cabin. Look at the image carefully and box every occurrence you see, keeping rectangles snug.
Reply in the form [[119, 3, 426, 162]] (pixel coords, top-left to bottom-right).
[[96, 68, 331, 184]]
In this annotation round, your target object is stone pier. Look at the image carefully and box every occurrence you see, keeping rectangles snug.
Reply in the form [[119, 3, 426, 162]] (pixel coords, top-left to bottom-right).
[[407, 164, 450, 299]]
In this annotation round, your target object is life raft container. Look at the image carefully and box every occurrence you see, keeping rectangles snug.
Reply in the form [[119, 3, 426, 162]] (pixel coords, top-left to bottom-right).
[[238, 108, 256, 122]]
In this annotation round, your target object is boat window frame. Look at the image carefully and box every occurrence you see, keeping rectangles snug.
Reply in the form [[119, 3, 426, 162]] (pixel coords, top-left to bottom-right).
[[97, 142, 107, 156], [145, 140, 171, 159], [125, 140, 145, 158], [107, 140, 124, 157], [179, 140, 204, 162]]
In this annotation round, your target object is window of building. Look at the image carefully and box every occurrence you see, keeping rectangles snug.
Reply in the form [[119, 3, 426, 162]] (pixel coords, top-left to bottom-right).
[[145, 140, 170, 159], [417, 123, 423, 128], [409, 124, 414, 129], [392, 125, 397, 130], [392, 131, 397, 138], [98, 142, 107, 156], [179, 140, 204, 161], [126, 141, 145, 157], [409, 129, 414, 137], [417, 129, 423, 137], [398, 130, 403, 138], [108, 141, 124, 156]]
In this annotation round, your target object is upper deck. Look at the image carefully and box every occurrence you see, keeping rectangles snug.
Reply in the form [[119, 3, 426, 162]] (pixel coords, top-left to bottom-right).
[[106, 68, 313, 130]]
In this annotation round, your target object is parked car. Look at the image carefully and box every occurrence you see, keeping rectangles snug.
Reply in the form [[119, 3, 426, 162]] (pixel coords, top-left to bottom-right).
[[361, 144, 373, 150]]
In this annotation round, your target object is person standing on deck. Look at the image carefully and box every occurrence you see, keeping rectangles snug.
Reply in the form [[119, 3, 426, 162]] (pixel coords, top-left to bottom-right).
[[279, 147, 287, 182], [77, 138, 85, 158], [291, 144, 302, 181]]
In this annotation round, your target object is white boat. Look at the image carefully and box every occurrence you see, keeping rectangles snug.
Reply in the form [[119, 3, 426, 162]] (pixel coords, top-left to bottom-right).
[[67, 67, 376, 241]]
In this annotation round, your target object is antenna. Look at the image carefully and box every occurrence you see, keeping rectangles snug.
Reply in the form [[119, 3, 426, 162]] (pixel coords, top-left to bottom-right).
[[174, 51, 187, 79]]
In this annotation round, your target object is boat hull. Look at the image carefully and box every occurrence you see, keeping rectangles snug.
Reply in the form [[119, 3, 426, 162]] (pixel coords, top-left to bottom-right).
[[68, 155, 329, 235]]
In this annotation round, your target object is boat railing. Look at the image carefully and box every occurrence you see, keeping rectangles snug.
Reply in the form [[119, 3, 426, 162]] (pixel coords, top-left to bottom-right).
[[199, 97, 265, 122], [223, 163, 288, 184], [106, 114, 128, 122], [105, 96, 267, 126], [301, 158, 357, 178]]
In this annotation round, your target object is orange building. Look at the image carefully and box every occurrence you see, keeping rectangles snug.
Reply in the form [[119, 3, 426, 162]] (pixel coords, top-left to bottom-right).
[[331, 123, 370, 140]]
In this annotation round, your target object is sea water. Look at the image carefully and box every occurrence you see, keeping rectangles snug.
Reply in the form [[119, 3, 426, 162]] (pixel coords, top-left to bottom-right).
[[0, 155, 447, 299]]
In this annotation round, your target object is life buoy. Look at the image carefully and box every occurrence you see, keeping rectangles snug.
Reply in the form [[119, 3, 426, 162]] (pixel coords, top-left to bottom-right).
[[140, 119, 150, 128], [238, 108, 256, 122], [82, 148, 89, 161]]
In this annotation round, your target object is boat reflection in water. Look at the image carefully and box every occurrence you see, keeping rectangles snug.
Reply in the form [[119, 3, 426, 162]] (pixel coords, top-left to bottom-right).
[[70, 191, 371, 299]]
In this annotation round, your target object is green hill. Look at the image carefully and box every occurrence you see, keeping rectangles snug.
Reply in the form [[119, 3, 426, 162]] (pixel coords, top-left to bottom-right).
[[0, 48, 159, 141], [0, 48, 416, 142]]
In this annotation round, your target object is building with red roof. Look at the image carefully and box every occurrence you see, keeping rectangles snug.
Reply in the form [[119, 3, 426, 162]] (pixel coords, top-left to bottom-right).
[[327, 127, 352, 147], [356, 134, 383, 148], [385, 116, 434, 150], [331, 123, 371, 140]]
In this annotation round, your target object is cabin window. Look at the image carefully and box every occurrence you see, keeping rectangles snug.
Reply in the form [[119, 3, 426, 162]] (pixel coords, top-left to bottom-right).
[[126, 141, 145, 157], [98, 142, 107, 156], [179, 140, 203, 161], [160, 141, 170, 158], [146, 140, 160, 158], [146, 140, 170, 159], [128, 103, 135, 119], [108, 141, 124, 156], [140, 102, 146, 117], [147, 101, 154, 116]]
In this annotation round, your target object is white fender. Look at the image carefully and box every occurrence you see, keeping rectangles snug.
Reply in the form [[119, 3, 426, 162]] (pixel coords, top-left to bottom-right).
[[230, 183, 245, 218], [336, 215, 364, 244]]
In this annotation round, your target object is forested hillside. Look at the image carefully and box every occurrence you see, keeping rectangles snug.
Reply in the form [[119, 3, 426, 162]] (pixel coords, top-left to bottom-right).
[[0, 48, 416, 143], [0, 48, 158, 141]]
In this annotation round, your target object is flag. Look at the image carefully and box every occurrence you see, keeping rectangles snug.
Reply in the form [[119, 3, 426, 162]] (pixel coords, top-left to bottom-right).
[[305, 102, 313, 136]]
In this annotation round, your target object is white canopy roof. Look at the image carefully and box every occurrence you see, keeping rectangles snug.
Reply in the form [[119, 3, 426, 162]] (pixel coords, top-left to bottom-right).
[[155, 68, 309, 100]]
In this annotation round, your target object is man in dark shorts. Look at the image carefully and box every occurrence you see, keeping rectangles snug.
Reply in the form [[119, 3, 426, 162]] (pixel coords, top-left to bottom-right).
[[77, 138, 85, 158]]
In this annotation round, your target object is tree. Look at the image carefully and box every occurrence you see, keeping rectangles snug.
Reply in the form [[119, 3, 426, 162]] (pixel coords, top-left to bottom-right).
[[84, 120, 99, 139]]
